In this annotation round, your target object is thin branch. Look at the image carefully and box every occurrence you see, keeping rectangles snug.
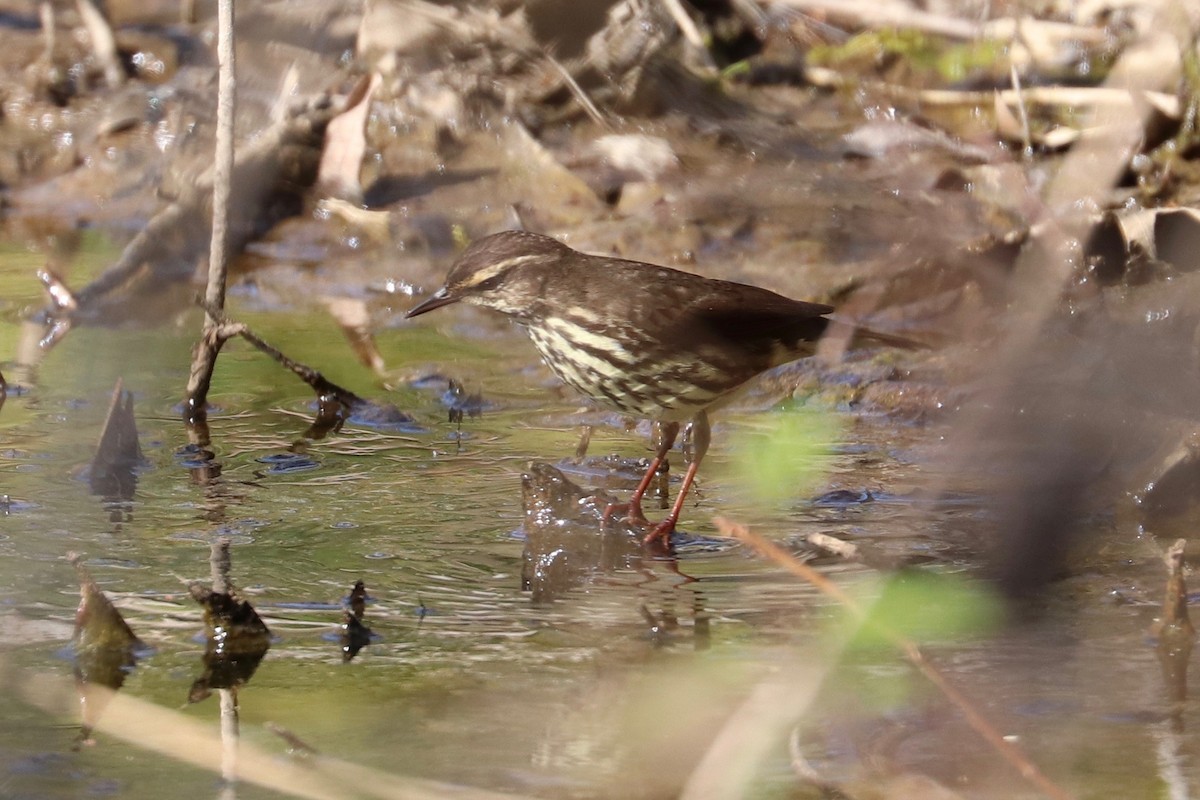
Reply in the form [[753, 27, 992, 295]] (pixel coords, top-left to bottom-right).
[[206, 0, 236, 313], [37, 2, 54, 61], [659, 0, 718, 73], [75, 0, 124, 88], [544, 52, 608, 129], [1010, 64, 1033, 159], [772, 0, 1108, 44], [185, 0, 237, 417]]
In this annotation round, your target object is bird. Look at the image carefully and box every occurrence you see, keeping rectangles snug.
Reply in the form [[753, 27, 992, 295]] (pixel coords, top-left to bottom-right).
[[406, 230, 908, 547]]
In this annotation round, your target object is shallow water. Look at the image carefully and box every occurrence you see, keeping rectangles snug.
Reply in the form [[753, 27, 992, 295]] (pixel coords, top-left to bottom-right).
[[0, 235, 1194, 800]]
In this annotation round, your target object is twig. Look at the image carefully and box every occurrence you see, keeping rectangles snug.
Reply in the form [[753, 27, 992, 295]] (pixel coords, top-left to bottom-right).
[[1010, 64, 1033, 159], [728, 0, 767, 32], [805, 67, 1181, 117], [184, 0, 236, 417], [772, 0, 1108, 44], [207, 0, 236, 314], [713, 517, 1077, 800], [75, 0, 124, 88], [183, 319, 243, 419], [659, 0, 718, 73], [37, 2, 54, 62], [544, 52, 609, 129], [195, 298, 365, 404]]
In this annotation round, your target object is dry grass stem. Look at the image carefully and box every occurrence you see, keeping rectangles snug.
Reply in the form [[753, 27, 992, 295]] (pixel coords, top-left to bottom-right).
[[17, 667, 523, 800]]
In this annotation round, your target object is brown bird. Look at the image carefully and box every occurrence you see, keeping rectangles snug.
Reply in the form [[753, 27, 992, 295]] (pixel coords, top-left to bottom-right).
[[407, 230, 902, 546]]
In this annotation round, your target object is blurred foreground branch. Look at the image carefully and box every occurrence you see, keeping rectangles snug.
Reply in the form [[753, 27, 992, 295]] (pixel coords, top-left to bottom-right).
[[714, 517, 1076, 800]]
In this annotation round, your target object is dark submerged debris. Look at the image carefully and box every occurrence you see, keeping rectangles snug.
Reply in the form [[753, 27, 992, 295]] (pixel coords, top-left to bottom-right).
[[69, 553, 145, 746], [340, 579, 373, 662], [254, 452, 320, 475], [186, 558, 271, 704], [340, 611, 372, 663], [88, 378, 143, 504], [188, 581, 271, 650], [346, 579, 368, 620], [445, 378, 484, 426], [264, 722, 320, 759], [638, 603, 672, 648]]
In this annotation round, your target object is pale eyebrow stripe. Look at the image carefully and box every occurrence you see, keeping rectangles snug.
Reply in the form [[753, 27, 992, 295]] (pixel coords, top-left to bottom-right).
[[460, 255, 546, 287]]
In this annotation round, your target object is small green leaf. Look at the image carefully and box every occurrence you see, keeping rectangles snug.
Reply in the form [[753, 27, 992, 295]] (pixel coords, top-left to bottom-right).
[[842, 571, 1003, 651], [729, 407, 841, 505]]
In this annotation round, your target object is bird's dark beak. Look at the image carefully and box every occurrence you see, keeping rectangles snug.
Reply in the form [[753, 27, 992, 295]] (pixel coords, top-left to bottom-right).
[[405, 287, 458, 318]]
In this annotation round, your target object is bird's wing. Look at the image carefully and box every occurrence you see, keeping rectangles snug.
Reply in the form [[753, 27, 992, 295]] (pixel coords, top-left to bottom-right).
[[676, 280, 832, 353]]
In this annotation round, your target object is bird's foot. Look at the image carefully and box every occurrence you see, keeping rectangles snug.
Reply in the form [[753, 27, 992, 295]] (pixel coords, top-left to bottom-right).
[[642, 518, 676, 547], [602, 499, 650, 528], [604, 500, 676, 555]]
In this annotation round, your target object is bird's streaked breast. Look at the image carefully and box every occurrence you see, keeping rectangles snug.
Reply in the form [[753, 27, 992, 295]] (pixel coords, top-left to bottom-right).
[[524, 314, 746, 420]]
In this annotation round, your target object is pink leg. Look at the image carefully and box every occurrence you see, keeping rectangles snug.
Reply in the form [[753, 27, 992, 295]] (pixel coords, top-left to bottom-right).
[[604, 420, 679, 526], [644, 410, 710, 546]]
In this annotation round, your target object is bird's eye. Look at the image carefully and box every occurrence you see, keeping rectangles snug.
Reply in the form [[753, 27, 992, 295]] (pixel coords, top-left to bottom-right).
[[474, 275, 503, 292]]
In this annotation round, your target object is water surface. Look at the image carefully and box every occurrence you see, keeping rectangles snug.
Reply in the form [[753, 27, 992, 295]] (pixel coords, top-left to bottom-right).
[[0, 236, 1191, 800]]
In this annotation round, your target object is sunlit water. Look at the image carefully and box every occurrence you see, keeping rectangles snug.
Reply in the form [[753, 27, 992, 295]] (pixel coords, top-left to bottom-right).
[[0, 240, 1193, 800]]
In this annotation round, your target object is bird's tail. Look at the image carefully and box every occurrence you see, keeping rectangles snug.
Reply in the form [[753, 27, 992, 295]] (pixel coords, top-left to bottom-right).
[[820, 315, 931, 360]]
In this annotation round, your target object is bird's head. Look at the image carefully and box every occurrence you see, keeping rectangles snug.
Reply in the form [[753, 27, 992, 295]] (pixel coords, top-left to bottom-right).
[[405, 230, 569, 319]]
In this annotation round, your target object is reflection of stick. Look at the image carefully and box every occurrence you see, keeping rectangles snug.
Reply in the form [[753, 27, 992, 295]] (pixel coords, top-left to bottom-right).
[[210, 535, 238, 787], [1154, 539, 1194, 710], [220, 689, 238, 789], [714, 517, 1076, 800], [210, 537, 232, 595]]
